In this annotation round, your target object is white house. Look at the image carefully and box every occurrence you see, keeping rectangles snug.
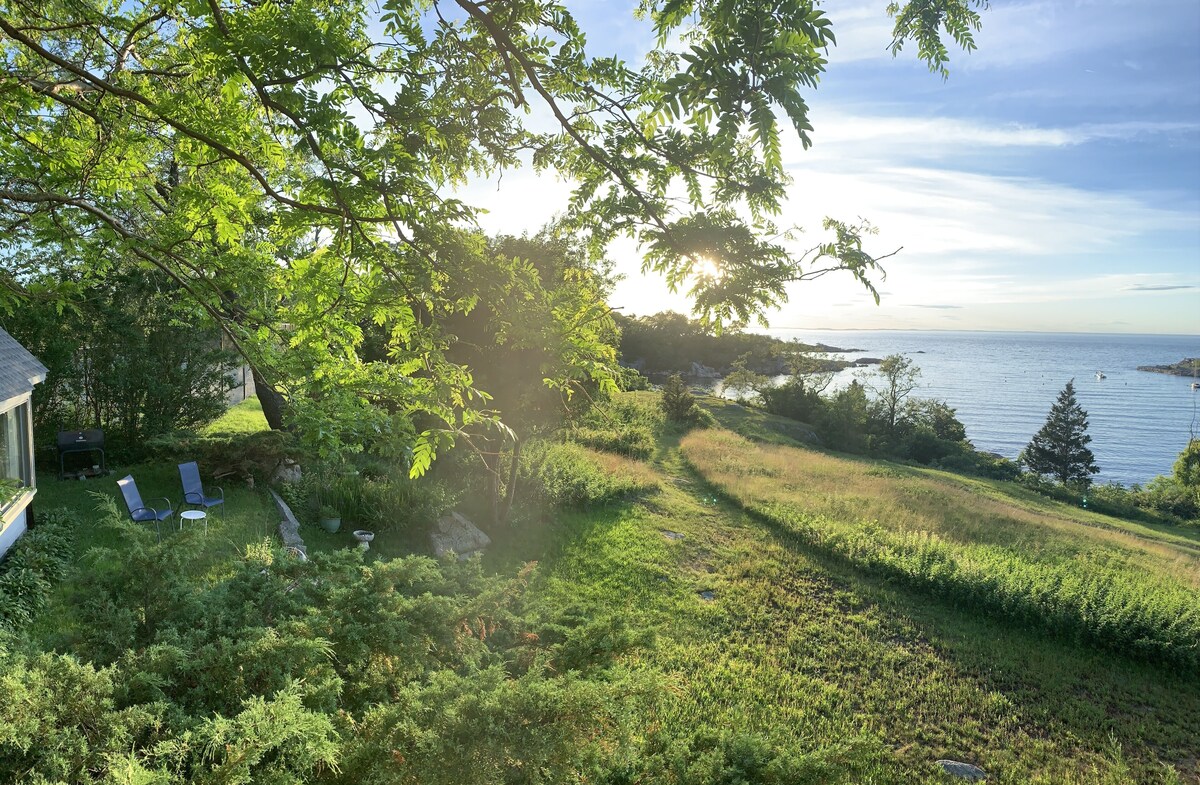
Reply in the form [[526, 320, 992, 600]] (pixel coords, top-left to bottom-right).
[[0, 327, 47, 560]]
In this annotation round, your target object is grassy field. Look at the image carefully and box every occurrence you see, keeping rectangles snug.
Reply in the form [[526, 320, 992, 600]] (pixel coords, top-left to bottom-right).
[[484, 397, 1200, 784], [26, 394, 1200, 782], [679, 428, 1200, 671]]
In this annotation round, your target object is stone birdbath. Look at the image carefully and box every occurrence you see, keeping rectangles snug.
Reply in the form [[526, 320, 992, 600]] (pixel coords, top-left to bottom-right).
[[353, 530, 375, 551]]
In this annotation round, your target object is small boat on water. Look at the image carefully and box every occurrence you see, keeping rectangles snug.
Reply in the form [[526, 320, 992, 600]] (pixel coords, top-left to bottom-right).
[[1095, 371, 1106, 379], [1192, 382, 1200, 390]]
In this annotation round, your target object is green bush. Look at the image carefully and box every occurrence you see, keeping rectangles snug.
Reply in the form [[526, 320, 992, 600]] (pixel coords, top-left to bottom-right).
[[569, 425, 655, 460], [567, 395, 663, 459], [0, 509, 76, 633], [615, 365, 651, 391], [324, 471, 453, 533], [759, 378, 823, 424], [660, 374, 703, 425], [521, 441, 654, 508], [1, 516, 664, 785], [144, 428, 298, 485], [933, 449, 1022, 481]]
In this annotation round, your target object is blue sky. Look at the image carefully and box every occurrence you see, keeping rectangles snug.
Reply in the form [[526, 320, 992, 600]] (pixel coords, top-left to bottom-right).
[[463, 0, 1200, 334]]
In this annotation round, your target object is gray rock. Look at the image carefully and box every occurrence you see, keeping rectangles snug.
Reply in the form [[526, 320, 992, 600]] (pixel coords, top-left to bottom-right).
[[698, 590, 715, 601], [936, 760, 988, 781], [431, 511, 491, 559], [268, 488, 307, 559], [689, 361, 721, 378], [272, 460, 302, 485], [662, 530, 685, 541]]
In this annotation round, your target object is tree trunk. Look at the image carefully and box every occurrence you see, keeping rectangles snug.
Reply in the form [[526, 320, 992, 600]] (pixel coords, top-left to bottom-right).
[[496, 437, 521, 526], [251, 364, 287, 431], [485, 435, 522, 529]]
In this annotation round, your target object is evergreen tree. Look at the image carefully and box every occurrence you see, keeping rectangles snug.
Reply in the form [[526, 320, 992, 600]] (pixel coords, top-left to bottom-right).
[[1021, 380, 1100, 486], [660, 374, 701, 424]]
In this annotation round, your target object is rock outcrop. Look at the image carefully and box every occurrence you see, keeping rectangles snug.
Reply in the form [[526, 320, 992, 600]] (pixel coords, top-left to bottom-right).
[[431, 511, 491, 559], [1137, 358, 1200, 377]]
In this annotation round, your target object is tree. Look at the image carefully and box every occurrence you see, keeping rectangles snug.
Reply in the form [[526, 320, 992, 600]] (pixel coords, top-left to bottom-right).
[[4, 268, 236, 453], [721, 354, 770, 403], [0, 0, 986, 471], [660, 374, 700, 424], [867, 354, 922, 434], [1021, 380, 1099, 487]]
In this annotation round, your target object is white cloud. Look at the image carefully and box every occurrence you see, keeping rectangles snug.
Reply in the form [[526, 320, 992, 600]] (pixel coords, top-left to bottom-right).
[[797, 108, 1200, 164]]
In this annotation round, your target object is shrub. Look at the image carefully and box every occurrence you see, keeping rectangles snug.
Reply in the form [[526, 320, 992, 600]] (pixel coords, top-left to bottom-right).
[[660, 374, 702, 425], [564, 396, 662, 460], [615, 365, 651, 391], [0, 509, 76, 633], [521, 440, 657, 508], [758, 378, 823, 424], [144, 429, 298, 485], [1135, 476, 1198, 521], [934, 449, 1021, 481], [324, 471, 454, 534], [569, 426, 655, 460]]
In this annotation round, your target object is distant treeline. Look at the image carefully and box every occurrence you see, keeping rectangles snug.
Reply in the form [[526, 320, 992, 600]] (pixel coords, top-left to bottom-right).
[[616, 311, 848, 375]]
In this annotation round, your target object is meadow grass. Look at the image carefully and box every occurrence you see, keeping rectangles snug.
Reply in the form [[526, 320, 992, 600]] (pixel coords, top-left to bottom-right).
[[490, 447, 1199, 783], [680, 428, 1200, 672]]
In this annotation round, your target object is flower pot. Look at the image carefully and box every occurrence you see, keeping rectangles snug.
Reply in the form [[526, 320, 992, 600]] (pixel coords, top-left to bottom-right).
[[319, 516, 341, 534]]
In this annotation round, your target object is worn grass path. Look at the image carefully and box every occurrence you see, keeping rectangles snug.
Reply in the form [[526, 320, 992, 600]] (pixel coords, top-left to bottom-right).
[[490, 427, 1200, 784]]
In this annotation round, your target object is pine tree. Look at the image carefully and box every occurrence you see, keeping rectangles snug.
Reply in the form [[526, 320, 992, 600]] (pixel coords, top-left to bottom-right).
[[1021, 379, 1100, 487], [660, 373, 700, 424]]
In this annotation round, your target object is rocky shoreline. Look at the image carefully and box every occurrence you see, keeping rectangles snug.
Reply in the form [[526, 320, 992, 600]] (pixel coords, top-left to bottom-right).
[[654, 353, 882, 380], [1137, 358, 1200, 377]]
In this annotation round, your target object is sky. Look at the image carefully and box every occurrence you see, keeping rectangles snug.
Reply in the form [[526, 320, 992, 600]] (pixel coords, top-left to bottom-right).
[[460, 0, 1200, 335]]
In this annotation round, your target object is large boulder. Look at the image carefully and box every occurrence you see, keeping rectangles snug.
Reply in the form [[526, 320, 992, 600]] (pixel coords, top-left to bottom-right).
[[272, 459, 302, 485], [431, 511, 491, 559]]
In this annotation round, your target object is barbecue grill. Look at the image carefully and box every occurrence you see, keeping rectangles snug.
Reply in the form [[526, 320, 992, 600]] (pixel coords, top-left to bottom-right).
[[57, 429, 106, 480]]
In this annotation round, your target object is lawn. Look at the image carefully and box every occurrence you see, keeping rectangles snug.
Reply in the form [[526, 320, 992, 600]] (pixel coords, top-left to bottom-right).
[[23, 393, 1200, 782], [481, 399, 1199, 784]]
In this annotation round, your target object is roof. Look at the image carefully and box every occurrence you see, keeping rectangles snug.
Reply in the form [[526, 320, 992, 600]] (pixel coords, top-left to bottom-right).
[[0, 327, 48, 404]]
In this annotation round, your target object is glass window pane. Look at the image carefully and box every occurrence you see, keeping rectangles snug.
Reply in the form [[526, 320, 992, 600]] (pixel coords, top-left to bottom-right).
[[0, 404, 29, 487]]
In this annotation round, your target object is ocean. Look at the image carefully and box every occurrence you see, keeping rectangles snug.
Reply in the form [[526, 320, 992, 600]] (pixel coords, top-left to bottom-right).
[[754, 330, 1200, 487]]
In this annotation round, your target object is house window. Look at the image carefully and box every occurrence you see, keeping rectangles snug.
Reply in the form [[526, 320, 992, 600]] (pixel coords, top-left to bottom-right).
[[0, 402, 31, 489]]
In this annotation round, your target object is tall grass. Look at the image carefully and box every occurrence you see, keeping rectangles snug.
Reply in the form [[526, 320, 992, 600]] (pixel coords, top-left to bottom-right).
[[521, 440, 658, 509], [682, 430, 1200, 672]]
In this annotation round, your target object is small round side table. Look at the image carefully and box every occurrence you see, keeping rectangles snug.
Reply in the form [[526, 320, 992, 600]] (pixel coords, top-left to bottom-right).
[[180, 509, 208, 534]]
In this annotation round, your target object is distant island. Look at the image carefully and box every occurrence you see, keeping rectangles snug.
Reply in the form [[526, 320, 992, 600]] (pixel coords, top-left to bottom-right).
[[1137, 358, 1200, 377]]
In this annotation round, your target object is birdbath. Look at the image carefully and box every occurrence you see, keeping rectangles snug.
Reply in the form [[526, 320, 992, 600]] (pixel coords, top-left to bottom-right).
[[353, 530, 375, 551]]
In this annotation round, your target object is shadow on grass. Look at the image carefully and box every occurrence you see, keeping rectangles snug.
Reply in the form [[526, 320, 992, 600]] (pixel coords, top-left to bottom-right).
[[683, 453, 1200, 773]]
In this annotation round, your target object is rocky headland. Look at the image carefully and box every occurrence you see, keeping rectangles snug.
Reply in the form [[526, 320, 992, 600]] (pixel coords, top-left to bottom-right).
[[1137, 358, 1200, 377]]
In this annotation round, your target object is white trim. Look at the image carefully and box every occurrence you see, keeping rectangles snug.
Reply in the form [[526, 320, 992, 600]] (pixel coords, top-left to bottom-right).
[[0, 392, 31, 415], [0, 487, 36, 527]]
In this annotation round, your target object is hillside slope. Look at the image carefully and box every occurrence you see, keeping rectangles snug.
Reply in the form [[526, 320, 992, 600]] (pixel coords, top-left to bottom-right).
[[494, 402, 1200, 784]]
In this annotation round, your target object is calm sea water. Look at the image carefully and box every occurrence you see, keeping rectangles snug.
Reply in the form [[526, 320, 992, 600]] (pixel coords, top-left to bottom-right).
[[755, 330, 1200, 487]]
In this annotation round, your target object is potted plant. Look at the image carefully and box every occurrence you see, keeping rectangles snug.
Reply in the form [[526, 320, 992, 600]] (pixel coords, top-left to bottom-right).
[[317, 504, 341, 533]]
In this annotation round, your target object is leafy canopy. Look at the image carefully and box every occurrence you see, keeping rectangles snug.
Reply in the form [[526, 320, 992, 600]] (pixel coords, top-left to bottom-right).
[[0, 0, 985, 467]]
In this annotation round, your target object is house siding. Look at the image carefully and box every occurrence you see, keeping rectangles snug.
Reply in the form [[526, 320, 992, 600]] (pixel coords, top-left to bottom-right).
[[0, 505, 28, 560]]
